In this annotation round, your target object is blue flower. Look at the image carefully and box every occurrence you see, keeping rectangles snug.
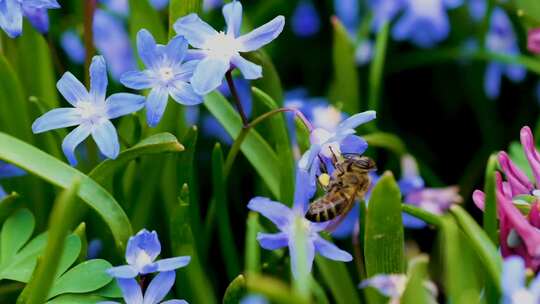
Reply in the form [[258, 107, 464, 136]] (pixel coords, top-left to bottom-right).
[[121, 29, 202, 127], [368, 0, 405, 33], [484, 8, 525, 99], [298, 111, 376, 187], [99, 271, 187, 304], [93, 9, 137, 81], [291, 0, 320, 37], [247, 170, 352, 277], [107, 229, 191, 279], [60, 30, 86, 64], [0, 161, 25, 199], [334, 0, 359, 35], [501, 256, 540, 304], [149, 0, 168, 10], [359, 274, 408, 301], [355, 40, 374, 65], [32, 56, 145, 166], [174, 1, 285, 95], [240, 294, 268, 304], [0, 0, 59, 38], [100, 0, 129, 16], [392, 0, 462, 48], [467, 0, 486, 21]]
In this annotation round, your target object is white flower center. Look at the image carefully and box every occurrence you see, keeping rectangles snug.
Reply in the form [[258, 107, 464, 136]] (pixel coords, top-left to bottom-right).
[[134, 251, 153, 271], [203, 31, 241, 60], [158, 67, 175, 82], [312, 106, 342, 131], [511, 289, 536, 304], [311, 128, 341, 158], [76, 101, 107, 124]]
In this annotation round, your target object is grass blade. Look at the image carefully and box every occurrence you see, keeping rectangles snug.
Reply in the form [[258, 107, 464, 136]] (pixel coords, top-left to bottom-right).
[[367, 23, 389, 113]]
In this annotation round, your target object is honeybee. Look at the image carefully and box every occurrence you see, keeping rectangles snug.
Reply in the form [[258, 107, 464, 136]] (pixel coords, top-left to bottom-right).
[[305, 154, 376, 227]]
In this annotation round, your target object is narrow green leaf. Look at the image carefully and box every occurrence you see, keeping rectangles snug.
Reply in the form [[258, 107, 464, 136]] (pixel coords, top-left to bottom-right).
[[245, 274, 307, 304], [401, 204, 442, 227], [330, 17, 360, 114], [292, 217, 310, 302], [364, 171, 406, 276], [245, 212, 261, 274], [0, 209, 34, 264], [315, 256, 360, 304], [46, 294, 108, 304], [128, 0, 166, 43], [204, 92, 280, 197], [516, 0, 540, 22], [368, 23, 389, 113], [363, 132, 407, 157], [169, 0, 201, 38], [401, 255, 434, 304], [483, 154, 498, 245], [24, 180, 81, 304], [73, 223, 88, 262], [89, 133, 184, 184], [47, 259, 113, 298], [0, 132, 132, 250], [223, 275, 247, 304]]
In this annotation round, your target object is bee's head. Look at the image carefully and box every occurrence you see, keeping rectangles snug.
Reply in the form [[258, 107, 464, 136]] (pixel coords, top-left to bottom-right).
[[344, 154, 377, 172]]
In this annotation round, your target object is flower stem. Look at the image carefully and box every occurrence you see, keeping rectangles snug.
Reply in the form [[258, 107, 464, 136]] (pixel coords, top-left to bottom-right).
[[225, 71, 249, 127], [83, 0, 97, 87]]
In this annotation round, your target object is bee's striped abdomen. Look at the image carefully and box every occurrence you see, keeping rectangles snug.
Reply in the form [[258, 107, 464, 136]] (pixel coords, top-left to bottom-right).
[[305, 188, 354, 222]]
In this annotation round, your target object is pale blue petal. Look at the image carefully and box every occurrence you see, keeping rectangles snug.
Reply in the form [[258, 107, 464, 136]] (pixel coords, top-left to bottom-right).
[[185, 50, 206, 61], [166, 35, 188, 65], [169, 81, 203, 105], [402, 212, 427, 229], [298, 145, 319, 171], [247, 197, 292, 229], [174, 13, 218, 48], [62, 124, 92, 166], [121, 70, 155, 90], [22, 0, 60, 8], [90, 56, 108, 103], [506, 64, 526, 83], [60, 30, 86, 64], [106, 265, 138, 278], [443, 0, 463, 9], [238, 16, 285, 52], [174, 60, 198, 82], [117, 278, 144, 304], [340, 135, 368, 155], [106, 93, 145, 119], [57, 72, 91, 106], [502, 256, 526, 294], [223, 1, 242, 37], [140, 262, 160, 274], [529, 273, 540, 298], [146, 87, 169, 127], [338, 110, 376, 130], [485, 63, 502, 99], [155, 256, 191, 271], [240, 295, 268, 304], [190, 57, 229, 95], [314, 236, 353, 261], [257, 232, 288, 250], [0, 0, 22, 38], [231, 55, 262, 79], [334, 0, 359, 34], [392, 12, 414, 41], [143, 271, 176, 304], [289, 238, 315, 278], [331, 204, 358, 239], [149, 0, 168, 10], [22, 6, 48, 33], [126, 229, 161, 266], [162, 301, 188, 304], [370, 0, 404, 32], [32, 108, 81, 133], [137, 29, 159, 68], [91, 120, 120, 160], [0, 163, 25, 178], [293, 168, 315, 213]]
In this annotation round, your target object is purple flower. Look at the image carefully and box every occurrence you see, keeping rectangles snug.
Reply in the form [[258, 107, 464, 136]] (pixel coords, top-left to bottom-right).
[[528, 28, 540, 55], [291, 0, 320, 37], [173, 1, 285, 95], [32, 56, 145, 166], [359, 274, 408, 302], [247, 170, 352, 277], [484, 8, 525, 99], [60, 30, 86, 64], [0, 161, 25, 199], [107, 229, 191, 279], [99, 271, 187, 304], [501, 256, 540, 304], [334, 0, 359, 35], [0, 0, 59, 38], [121, 29, 202, 127]]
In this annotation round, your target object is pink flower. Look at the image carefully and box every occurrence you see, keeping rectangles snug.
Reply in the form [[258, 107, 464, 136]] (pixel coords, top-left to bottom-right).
[[528, 28, 540, 54]]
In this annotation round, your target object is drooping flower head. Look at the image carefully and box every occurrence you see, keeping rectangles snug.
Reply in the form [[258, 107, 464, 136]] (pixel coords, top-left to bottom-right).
[[32, 56, 145, 166], [99, 271, 187, 304], [528, 28, 540, 54], [0, 161, 25, 199], [174, 1, 285, 95], [121, 29, 202, 127], [107, 229, 191, 279], [0, 0, 60, 37], [501, 256, 540, 304], [247, 170, 352, 277]]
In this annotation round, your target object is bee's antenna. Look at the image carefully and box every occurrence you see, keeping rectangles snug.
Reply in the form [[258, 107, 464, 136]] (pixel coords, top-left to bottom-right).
[[328, 146, 338, 164], [318, 154, 328, 174]]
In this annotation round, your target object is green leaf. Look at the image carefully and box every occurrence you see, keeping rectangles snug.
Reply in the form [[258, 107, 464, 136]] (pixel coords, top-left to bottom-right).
[[204, 92, 280, 198], [48, 259, 113, 298], [516, 0, 540, 24], [0, 209, 34, 264], [128, 0, 166, 44], [89, 133, 184, 184], [25, 181, 81, 304], [363, 132, 407, 156], [368, 23, 389, 113], [245, 274, 307, 304], [0, 132, 132, 250], [401, 204, 442, 227], [364, 171, 406, 276], [223, 275, 247, 304], [401, 255, 435, 304], [169, 0, 201, 38], [0, 233, 48, 282], [329, 17, 360, 114], [483, 154, 498, 246], [315, 257, 360, 304], [0, 192, 21, 224], [46, 294, 108, 304], [245, 212, 261, 274]]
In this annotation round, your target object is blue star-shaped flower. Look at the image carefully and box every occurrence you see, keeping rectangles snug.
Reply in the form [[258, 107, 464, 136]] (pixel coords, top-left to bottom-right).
[[107, 229, 191, 279], [173, 1, 285, 95], [32, 56, 145, 166], [121, 29, 203, 127], [248, 170, 352, 277], [0, 0, 59, 37]]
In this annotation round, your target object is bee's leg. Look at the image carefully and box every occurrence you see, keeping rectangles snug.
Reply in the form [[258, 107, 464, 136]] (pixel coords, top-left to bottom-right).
[[318, 154, 328, 174], [328, 146, 339, 165]]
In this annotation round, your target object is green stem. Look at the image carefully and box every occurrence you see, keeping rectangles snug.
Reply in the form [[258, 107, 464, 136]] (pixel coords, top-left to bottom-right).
[[226, 71, 249, 127], [368, 22, 389, 113], [401, 204, 442, 227]]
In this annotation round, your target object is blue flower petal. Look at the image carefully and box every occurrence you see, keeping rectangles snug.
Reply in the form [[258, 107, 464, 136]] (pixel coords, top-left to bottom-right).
[[22, 6, 48, 33], [0, 162, 25, 179], [293, 168, 315, 213], [291, 0, 320, 37], [314, 236, 353, 261], [247, 197, 292, 229], [174, 13, 218, 48], [117, 278, 144, 304], [340, 135, 368, 155], [162, 300, 188, 304], [57, 72, 91, 106], [90, 56, 108, 103], [143, 271, 176, 304], [223, 1, 243, 37], [22, 0, 60, 9], [121, 70, 155, 90], [154, 256, 191, 272], [331, 204, 358, 239], [257, 232, 288, 250], [337, 110, 376, 130], [174, 60, 198, 82], [529, 273, 540, 298], [0, 0, 23, 38], [169, 81, 203, 105], [126, 229, 161, 267], [60, 30, 86, 64], [443, 0, 463, 9], [166, 35, 188, 66], [502, 256, 526, 294], [62, 124, 92, 166], [334, 0, 359, 34], [32, 108, 81, 133], [231, 55, 262, 80], [370, 0, 404, 33], [106, 265, 138, 279], [91, 120, 120, 160], [106, 93, 146, 119], [190, 57, 229, 95], [238, 16, 285, 52], [137, 29, 159, 69], [146, 87, 169, 127], [484, 63, 502, 99], [149, 0, 168, 10], [288, 236, 315, 278], [506, 64, 526, 83], [0, 186, 6, 199], [401, 212, 427, 229]]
